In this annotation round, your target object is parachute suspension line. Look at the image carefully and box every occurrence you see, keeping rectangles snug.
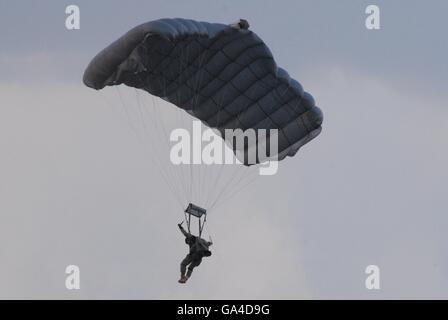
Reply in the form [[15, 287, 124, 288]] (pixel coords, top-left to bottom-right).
[[201, 214, 212, 240], [155, 72, 195, 207], [207, 165, 247, 210], [203, 132, 257, 211], [191, 54, 201, 206], [201, 89, 230, 209], [213, 163, 259, 209], [134, 87, 176, 198], [164, 41, 197, 208], [98, 89, 120, 114], [133, 74, 187, 209], [160, 84, 190, 205], [206, 165, 246, 210], [178, 43, 197, 207], [196, 51, 214, 205], [141, 95, 176, 199], [173, 41, 190, 204], [177, 45, 200, 208], [202, 91, 226, 208], [207, 159, 260, 212], [134, 89, 185, 210], [146, 93, 188, 208], [101, 88, 184, 206], [148, 38, 203, 209], [199, 213, 207, 238], [204, 165, 225, 209], [202, 90, 230, 209], [167, 44, 190, 206], [174, 40, 195, 206], [187, 212, 191, 234], [115, 86, 141, 140], [190, 48, 208, 207], [134, 88, 148, 133], [209, 173, 259, 212], [183, 210, 188, 230], [109, 85, 185, 211]]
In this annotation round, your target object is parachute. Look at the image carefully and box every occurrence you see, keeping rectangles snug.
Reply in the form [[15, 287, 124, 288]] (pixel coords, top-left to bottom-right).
[[83, 18, 323, 234], [83, 18, 323, 164]]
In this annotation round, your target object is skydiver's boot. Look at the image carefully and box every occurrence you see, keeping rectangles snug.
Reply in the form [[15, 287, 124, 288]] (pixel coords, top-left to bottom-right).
[[178, 274, 188, 284], [183, 268, 193, 283]]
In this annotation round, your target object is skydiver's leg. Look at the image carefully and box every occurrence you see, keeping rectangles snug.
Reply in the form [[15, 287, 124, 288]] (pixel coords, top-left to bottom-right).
[[180, 254, 193, 276], [186, 258, 202, 279], [179, 254, 193, 283]]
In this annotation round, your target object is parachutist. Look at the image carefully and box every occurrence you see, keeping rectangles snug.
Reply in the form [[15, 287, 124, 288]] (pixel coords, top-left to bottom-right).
[[82, 19, 323, 282], [178, 223, 212, 284]]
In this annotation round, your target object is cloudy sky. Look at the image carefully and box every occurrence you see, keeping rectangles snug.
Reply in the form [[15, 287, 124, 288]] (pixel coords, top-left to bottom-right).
[[0, 0, 447, 299]]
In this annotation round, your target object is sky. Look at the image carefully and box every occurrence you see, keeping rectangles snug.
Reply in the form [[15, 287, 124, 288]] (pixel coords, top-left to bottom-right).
[[0, 0, 447, 299]]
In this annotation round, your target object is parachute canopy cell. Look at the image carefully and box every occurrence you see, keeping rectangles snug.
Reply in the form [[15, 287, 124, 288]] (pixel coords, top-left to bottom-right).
[[83, 18, 323, 164]]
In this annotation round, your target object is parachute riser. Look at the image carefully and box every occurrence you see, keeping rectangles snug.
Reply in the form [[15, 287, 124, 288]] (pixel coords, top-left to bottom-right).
[[184, 203, 207, 237]]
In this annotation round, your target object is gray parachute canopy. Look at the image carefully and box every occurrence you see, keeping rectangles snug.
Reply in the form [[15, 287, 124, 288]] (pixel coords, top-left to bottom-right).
[[83, 18, 323, 164]]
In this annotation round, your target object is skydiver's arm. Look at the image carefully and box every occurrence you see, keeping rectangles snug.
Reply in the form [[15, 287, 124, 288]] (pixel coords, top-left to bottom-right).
[[178, 223, 189, 237]]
